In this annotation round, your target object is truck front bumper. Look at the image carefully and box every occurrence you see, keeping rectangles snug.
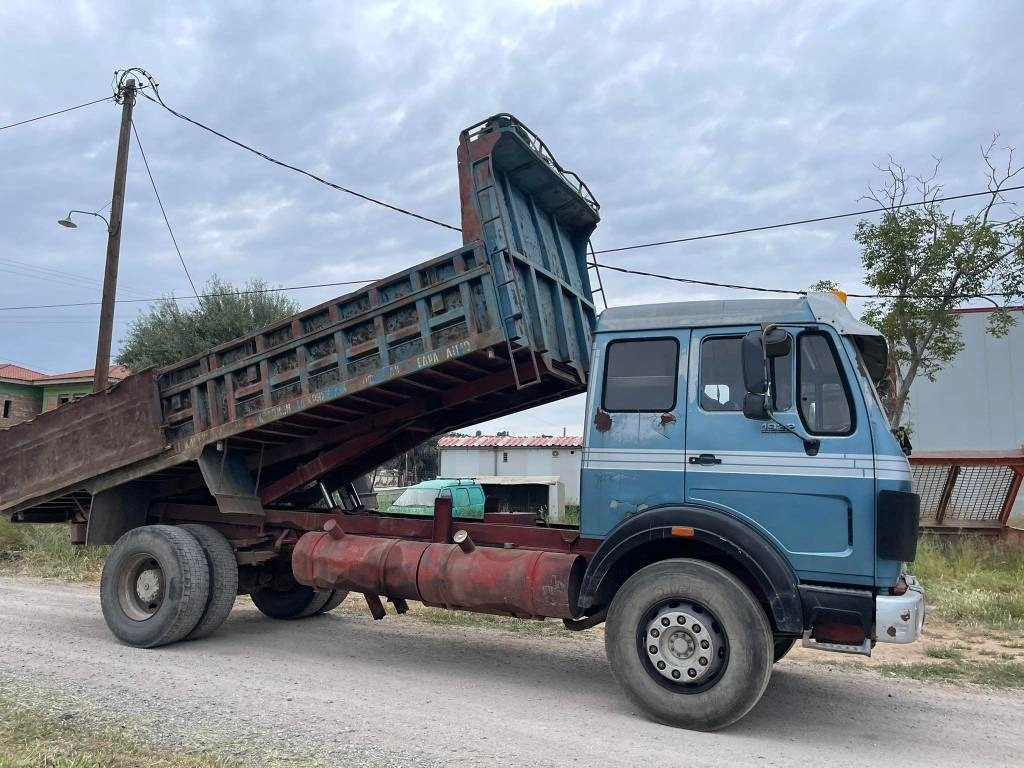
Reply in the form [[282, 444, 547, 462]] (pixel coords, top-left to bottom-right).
[[875, 574, 925, 644]]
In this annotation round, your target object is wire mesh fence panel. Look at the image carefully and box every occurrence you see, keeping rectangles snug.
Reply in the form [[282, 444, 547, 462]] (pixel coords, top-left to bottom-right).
[[912, 465, 952, 524], [945, 466, 1015, 522]]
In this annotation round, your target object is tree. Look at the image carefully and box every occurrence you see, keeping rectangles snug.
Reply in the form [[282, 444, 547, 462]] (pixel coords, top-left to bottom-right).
[[378, 436, 442, 486], [117, 276, 299, 370], [852, 137, 1024, 427]]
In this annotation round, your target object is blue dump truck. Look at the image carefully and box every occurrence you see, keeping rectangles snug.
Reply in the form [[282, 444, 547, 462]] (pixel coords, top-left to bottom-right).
[[0, 114, 923, 731]]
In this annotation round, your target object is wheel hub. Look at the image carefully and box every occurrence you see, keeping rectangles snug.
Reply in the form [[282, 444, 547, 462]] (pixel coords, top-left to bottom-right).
[[644, 603, 723, 684], [135, 568, 162, 604], [117, 554, 165, 621]]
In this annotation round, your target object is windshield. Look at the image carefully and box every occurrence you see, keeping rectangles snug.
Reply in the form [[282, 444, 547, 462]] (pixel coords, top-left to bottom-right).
[[392, 488, 441, 508], [849, 338, 890, 425]]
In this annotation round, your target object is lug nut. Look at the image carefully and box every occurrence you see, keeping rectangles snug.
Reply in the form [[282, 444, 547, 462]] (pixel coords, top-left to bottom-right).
[[657, 661, 666, 670], [649, 645, 657, 654], [661, 617, 670, 627], [692, 624, 701, 633], [677, 615, 686, 624], [687, 669, 697, 678], [671, 670, 681, 679], [651, 628, 660, 638], [700, 639, 709, 649], [699, 657, 708, 666]]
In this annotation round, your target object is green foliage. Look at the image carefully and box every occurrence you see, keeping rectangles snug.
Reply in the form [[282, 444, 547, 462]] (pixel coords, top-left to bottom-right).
[[379, 436, 442, 485], [116, 276, 299, 371], [877, 660, 1024, 689], [0, 524, 108, 582], [911, 536, 1024, 630], [851, 140, 1024, 425]]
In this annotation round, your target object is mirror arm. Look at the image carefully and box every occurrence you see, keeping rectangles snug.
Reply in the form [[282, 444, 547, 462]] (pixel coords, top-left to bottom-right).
[[762, 400, 821, 457]]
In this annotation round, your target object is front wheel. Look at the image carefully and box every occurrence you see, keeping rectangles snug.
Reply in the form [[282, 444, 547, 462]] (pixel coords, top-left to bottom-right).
[[604, 558, 773, 731]]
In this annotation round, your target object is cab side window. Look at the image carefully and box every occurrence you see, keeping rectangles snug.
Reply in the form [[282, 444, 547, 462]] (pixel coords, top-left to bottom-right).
[[701, 336, 792, 411], [798, 333, 853, 435], [455, 488, 471, 509], [602, 338, 678, 412]]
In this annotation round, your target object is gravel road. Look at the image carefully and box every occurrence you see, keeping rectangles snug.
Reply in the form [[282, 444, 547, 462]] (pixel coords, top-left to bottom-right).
[[0, 576, 1019, 767]]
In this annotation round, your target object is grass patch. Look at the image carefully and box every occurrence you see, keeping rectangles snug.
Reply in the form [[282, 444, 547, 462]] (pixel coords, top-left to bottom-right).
[[911, 537, 1024, 630], [0, 691, 235, 768], [0, 523, 108, 582], [561, 505, 581, 527], [878, 660, 1024, 689], [923, 644, 965, 660]]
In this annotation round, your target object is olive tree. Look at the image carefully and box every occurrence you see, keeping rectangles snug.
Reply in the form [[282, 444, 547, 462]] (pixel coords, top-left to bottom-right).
[[853, 137, 1024, 427], [117, 276, 299, 370]]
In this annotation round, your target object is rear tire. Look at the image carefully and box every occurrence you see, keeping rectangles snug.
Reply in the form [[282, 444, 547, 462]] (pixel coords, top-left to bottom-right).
[[100, 525, 211, 648], [179, 524, 238, 640], [604, 558, 773, 731], [315, 590, 349, 614], [773, 637, 797, 663], [250, 581, 332, 620]]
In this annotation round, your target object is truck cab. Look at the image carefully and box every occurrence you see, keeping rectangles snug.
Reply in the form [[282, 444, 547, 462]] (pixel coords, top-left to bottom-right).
[[580, 293, 923, 646], [387, 479, 485, 520]]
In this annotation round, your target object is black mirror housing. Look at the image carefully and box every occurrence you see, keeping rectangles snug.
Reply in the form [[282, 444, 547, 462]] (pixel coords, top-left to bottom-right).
[[741, 331, 767, 395], [763, 327, 791, 358], [742, 393, 769, 420]]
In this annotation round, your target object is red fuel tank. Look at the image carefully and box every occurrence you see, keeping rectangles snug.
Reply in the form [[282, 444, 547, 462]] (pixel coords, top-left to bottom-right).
[[292, 527, 584, 620]]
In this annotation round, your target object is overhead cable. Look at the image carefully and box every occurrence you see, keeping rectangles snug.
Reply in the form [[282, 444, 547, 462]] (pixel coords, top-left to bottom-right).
[[115, 68, 462, 232], [131, 119, 198, 296], [0, 96, 113, 131]]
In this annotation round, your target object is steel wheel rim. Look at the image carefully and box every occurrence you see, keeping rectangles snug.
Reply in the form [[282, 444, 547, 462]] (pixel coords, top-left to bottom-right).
[[117, 552, 164, 622], [638, 599, 728, 692]]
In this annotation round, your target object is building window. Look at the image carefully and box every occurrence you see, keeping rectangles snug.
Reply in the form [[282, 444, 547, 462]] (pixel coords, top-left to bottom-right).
[[2, 399, 10, 419], [502, 452, 509, 463], [602, 338, 678, 412]]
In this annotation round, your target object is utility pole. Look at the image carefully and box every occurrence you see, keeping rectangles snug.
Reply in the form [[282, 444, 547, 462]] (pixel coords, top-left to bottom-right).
[[93, 78, 136, 393]]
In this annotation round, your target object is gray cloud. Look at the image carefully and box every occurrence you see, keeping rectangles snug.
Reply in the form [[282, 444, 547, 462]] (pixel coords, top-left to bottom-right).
[[1, 0, 1021, 434]]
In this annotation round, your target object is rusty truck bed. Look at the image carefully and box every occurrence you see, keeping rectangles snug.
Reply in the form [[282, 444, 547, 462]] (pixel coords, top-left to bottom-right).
[[0, 114, 600, 524]]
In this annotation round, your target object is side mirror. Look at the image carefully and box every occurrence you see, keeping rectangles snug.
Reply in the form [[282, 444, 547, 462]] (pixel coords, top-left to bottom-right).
[[742, 392, 768, 420], [763, 327, 791, 359], [741, 331, 768, 395]]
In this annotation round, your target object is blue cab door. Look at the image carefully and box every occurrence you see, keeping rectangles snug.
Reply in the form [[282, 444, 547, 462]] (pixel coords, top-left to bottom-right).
[[683, 327, 876, 585], [580, 330, 690, 538]]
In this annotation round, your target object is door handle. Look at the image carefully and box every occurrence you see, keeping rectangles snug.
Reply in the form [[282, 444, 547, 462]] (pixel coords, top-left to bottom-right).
[[689, 454, 722, 466]]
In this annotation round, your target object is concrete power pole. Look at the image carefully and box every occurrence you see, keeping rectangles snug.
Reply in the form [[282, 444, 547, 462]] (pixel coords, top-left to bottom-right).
[[93, 78, 136, 393]]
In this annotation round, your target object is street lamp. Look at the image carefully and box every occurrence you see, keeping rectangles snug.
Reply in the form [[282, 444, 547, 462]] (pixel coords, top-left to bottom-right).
[[57, 209, 111, 232]]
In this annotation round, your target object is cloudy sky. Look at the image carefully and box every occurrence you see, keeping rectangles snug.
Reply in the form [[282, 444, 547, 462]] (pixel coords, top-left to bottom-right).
[[1, 0, 1021, 436]]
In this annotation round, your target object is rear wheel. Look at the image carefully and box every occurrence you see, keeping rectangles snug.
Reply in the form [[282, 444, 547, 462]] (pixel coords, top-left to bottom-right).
[[100, 525, 210, 648], [773, 637, 797, 663], [315, 590, 349, 615], [179, 524, 239, 640], [250, 580, 333, 619], [604, 558, 773, 731]]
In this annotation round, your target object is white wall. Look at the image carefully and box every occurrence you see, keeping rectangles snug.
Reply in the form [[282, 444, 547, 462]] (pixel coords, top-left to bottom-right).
[[907, 309, 1024, 451], [439, 447, 582, 504]]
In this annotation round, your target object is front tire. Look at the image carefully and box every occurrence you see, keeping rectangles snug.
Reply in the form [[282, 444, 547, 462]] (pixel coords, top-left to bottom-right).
[[100, 525, 211, 648], [604, 558, 773, 731]]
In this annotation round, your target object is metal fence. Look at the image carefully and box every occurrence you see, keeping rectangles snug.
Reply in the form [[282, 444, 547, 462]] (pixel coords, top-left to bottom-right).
[[910, 451, 1024, 534]]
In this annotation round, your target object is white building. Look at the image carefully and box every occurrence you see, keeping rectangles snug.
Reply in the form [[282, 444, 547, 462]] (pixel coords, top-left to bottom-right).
[[437, 435, 583, 505], [907, 307, 1024, 451]]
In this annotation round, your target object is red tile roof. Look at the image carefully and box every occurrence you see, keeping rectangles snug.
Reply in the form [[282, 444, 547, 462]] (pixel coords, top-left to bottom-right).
[[438, 435, 583, 448], [0, 364, 130, 384]]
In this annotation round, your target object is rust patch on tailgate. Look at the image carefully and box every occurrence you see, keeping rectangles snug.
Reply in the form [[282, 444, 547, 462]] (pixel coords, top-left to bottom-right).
[[0, 373, 165, 515]]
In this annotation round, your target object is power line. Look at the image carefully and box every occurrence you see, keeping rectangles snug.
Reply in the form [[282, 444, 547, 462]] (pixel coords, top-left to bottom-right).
[[131, 119, 198, 295], [593, 184, 1024, 255], [591, 261, 1016, 301], [117, 68, 461, 233], [0, 96, 113, 131], [0, 278, 380, 312]]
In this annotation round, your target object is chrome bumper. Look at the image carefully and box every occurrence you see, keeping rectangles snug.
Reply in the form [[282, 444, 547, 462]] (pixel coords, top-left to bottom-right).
[[875, 574, 925, 644]]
